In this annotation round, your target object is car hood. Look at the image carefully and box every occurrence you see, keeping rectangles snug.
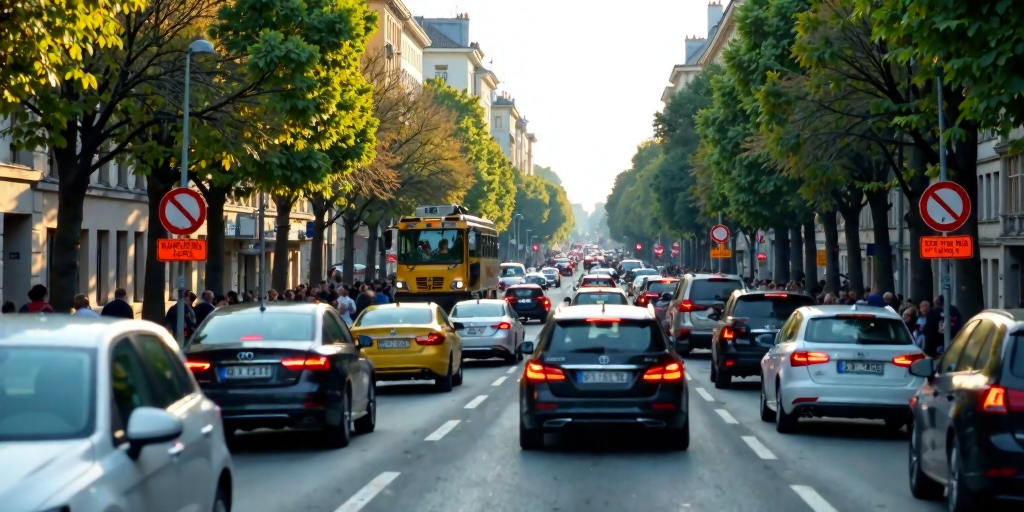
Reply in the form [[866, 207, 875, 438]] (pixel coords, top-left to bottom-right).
[[0, 439, 95, 509]]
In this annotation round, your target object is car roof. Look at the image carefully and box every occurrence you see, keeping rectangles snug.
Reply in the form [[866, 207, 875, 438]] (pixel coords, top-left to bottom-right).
[[508, 283, 543, 289], [797, 304, 901, 319], [364, 302, 435, 311], [620, 259, 642, 263], [733, 290, 816, 300], [686, 272, 744, 280], [541, 267, 558, 271], [575, 287, 626, 295], [0, 314, 171, 348], [454, 298, 507, 306], [500, 262, 525, 267], [553, 304, 654, 321], [209, 301, 327, 315]]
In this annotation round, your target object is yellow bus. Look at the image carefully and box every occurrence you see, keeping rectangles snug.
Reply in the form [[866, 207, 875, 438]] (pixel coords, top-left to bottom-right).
[[386, 205, 500, 312]]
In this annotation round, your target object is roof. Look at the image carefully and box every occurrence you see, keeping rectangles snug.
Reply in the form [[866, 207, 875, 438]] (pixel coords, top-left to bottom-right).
[[421, 24, 463, 48], [574, 287, 626, 295], [367, 302, 434, 310], [0, 315, 171, 347], [508, 283, 543, 289], [553, 304, 654, 321], [211, 301, 326, 315], [454, 298, 507, 306], [798, 304, 901, 319]]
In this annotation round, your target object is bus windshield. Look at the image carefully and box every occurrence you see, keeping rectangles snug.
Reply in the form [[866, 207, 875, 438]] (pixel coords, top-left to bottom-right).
[[398, 229, 465, 264]]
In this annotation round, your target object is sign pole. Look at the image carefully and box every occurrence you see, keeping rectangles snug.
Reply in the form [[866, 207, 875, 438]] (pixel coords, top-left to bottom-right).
[[937, 66, 951, 350], [259, 192, 267, 312], [175, 50, 193, 348]]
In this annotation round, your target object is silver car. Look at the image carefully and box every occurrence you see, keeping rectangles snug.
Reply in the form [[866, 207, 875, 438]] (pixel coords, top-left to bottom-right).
[[450, 299, 525, 364], [667, 273, 747, 354], [540, 267, 561, 288]]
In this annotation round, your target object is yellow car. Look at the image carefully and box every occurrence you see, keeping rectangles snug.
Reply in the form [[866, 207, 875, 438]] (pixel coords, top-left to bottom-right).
[[350, 302, 464, 392]]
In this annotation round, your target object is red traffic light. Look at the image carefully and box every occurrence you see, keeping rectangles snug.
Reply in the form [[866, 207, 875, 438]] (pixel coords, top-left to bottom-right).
[[532, 244, 539, 251], [635, 243, 642, 250]]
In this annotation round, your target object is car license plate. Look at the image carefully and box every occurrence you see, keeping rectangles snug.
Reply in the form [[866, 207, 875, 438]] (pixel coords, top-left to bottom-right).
[[839, 361, 884, 375], [519, 299, 532, 304], [578, 371, 630, 384], [465, 327, 483, 336], [222, 365, 273, 379], [377, 339, 411, 349]]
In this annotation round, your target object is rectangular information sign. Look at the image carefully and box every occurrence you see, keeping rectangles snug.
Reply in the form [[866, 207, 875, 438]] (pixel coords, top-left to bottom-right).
[[711, 248, 731, 258], [816, 249, 826, 266], [920, 236, 973, 260], [157, 238, 208, 262]]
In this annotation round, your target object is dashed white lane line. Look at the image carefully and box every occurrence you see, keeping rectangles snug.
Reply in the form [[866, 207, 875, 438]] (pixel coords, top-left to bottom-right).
[[464, 395, 488, 409], [715, 409, 739, 424], [506, 366, 518, 373], [790, 485, 840, 512], [492, 376, 508, 386], [695, 387, 715, 402], [334, 471, 401, 512], [424, 420, 461, 441], [685, 371, 692, 381], [741, 436, 777, 460]]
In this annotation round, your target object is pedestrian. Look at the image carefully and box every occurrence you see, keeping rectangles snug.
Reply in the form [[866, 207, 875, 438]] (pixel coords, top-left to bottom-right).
[[336, 288, 356, 326], [353, 285, 373, 319], [918, 301, 943, 357], [101, 288, 135, 319], [194, 290, 217, 326], [165, 289, 197, 340], [1, 301, 15, 314], [20, 284, 55, 313], [933, 295, 963, 337], [72, 294, 99, 317]]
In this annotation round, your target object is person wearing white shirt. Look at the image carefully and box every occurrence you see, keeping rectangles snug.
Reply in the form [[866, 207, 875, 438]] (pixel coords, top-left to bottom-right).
[[337, 288, 357, 325], [73, 294, 100, 317]]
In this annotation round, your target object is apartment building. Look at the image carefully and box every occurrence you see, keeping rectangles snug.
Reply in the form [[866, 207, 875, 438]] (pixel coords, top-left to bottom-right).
[[662, 1, 724, 103], [367, 0, 432, 83], [491, 93, 537, 175], [416, 14, 500, 127]]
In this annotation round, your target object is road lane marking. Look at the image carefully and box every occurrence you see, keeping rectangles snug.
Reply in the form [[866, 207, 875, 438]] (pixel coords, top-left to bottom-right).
[[506, 366, 519, 373], [424, 420, 461, 441], [741, 436, 777, 460], [464, 395, 488, 409], [790, 485, 839, 512], [517, 376, 522, 383], [715, 409, 739, 424], [492, 376, 508, 386], [685, 371, 692, 381], [334, 472, 401, 512], [695, 387, 715, 402]]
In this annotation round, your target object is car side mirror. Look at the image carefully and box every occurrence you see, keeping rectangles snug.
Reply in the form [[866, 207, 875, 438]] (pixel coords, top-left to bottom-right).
[[357, 335, 374, 348], [707, 312, 721, 321], [453, 322, 465, 331], [518, 341, 535, 354], [909, 357, 935, 378], [126, 407, 184, 460]]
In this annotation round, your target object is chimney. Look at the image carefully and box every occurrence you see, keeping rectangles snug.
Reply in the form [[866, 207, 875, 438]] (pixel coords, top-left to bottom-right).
[[708, 1, 724, 34], [685, 35, 706, 62]]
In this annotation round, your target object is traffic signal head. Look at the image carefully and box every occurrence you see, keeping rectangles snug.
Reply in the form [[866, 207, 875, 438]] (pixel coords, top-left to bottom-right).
[[635, 243, 642, 250], [532, 243, 539, 251]]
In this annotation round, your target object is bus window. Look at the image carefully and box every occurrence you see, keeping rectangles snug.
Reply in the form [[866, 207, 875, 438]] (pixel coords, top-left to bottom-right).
[[398, 229, 465, 264], [469, 230, 478, 258]]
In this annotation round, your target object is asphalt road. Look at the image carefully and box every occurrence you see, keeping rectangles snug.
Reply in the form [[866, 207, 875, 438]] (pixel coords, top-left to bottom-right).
[[228, 275, 947, 512]]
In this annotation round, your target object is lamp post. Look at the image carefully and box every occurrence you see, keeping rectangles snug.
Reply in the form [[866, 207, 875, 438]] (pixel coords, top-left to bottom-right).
[[514, 213, 523, 262], [175, 39, 216, 347]]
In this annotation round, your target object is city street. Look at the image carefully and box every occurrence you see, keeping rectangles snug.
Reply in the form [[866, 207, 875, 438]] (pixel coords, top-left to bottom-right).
[[227, 281, 945, 512]]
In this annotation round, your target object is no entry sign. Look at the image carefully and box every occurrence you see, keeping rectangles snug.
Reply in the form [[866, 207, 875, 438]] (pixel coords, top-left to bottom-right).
[[919, 181, 970, 233], [159, 188, 207, 236], [710, 224, 731, 244]]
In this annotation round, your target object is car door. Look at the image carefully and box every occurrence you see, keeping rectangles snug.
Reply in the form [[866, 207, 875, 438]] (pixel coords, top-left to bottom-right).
[[102, 337, 184, 512], [506, 304, 524, 345], [134, 333, 214, 512], [324, 310, 366, 413], [764, 311, 802, 404], [438, 307, 462, 365]]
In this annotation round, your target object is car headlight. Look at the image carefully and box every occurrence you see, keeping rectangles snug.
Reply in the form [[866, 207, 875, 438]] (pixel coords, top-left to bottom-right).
[[450, 279, 465, 290], [395, 281, 408, 290]]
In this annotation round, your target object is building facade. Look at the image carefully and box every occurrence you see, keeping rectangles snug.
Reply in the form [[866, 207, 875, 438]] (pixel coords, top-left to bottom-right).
[[491, 93, 536, 175], [416, 14, 500, 127], [367, 0, 432, 83]]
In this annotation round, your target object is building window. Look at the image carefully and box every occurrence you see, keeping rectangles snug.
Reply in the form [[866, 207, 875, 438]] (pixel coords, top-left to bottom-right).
[[134, 231, 145, 301], [1008, 155, 1022, 215], [493, 117, 502, 128], [435, 71, 447, 81], [97, 230, 109, 304]]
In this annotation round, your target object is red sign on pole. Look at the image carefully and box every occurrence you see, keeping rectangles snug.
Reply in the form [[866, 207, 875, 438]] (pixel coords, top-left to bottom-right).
[[159, 188, 208, 236], [710, 224, 731, 244], [919, 181, 970, 233], [386, 254, 397, 263]]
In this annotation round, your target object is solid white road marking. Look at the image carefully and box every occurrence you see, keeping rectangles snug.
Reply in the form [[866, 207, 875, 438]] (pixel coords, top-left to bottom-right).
[[424, 420, 461, 441], [492, 376, 508, 386], [685, 371, 692, 381], [464, 395, 488, 409], [334, 472, 401, 512], [790, 485, 840, 512], [695, 387, 715, 402], [506, 366, 518, 374], [741, 436, 777, 460], [715, 409, 739, 424]]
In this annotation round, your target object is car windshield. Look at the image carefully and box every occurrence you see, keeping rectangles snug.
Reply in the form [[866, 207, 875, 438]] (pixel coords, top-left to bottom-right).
[[620, 261, 642, 271], [192, 312, 315, 343], [0, 347, 95, 441], [646, 281, 676, 296], [355, 308, 433, 327], [733, 294, 815, 322], [634, 269, 659, 276], [574, 293, 628, 305], [690, 278, 744, 303], [582, 278, 614, 287], [397, 229, 465, 264], [452, 303, 505, 318], [547, 320, 665, 353], [804, 316, 913, 345], [506, 287, 541, 299], [500, 265, 525, 277], [541, 269, 558, 276], [525, 275, 547, 285]]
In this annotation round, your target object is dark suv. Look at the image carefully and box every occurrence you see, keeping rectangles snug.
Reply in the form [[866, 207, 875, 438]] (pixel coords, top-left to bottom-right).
[[708, 290, 816, 388], [504, 284, 551, 323]]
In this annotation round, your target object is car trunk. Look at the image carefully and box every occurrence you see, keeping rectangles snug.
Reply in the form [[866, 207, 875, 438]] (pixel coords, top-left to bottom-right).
[[450, 316, 504, 337], [687, 278, 744, 330], [729, 293, 814, 355], [543, 352, 674, 399], [186, 341, 320, 389], [800, 315, 921, 388], [352, 325, 439, 357]]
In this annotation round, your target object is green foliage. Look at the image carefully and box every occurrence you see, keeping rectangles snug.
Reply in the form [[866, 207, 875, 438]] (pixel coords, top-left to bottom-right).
[[541, 179, 574, 244], [533, 164, 561, 185], [606, 141, 664, 244], [427, 80, 516, 231], [513, 169, 575, 245]]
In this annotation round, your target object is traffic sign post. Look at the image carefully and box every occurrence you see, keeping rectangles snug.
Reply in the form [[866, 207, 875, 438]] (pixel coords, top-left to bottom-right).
[[159, 187, 208, 347], [159, 188, 207, 236], [710, 225, 730, 273], [919, 178, 971, 351]]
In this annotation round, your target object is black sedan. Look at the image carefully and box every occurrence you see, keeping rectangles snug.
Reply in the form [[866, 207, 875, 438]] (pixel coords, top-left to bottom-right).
[[504, 284, 552, 322], [185, 302, 376, 448], [518, 304, 689, 451]]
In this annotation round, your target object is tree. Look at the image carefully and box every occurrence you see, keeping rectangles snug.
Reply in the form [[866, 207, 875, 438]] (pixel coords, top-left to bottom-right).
[[533, 164, 561, 185], [540, 179, 574, 245]]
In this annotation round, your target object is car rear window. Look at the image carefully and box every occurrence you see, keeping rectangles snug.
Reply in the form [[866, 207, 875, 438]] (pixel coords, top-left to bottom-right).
[[1011, 335, 1024, 378], [524, 276, 547, 286], [506, 287, 542, 299], [542, 269, 558, 275], [803, 316, 912, 345], [620, 261, 642, 271], [547, 320, 665, 353], [451, 303, 505, 317], [689, 278, 744, 302], [634, 269, 659, 276], [355, 308, 433, 327], [582, 278, 614, 287], [646, 281, 676, 296], [500, 266, 525, 277], [574, 293, 628, 305], [194, 313, 315, 343], [734, 293, 815, 322]]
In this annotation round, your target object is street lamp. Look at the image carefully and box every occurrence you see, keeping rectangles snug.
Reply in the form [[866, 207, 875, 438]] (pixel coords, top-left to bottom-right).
[[513, 213, 523, 262], [175, 38, 216, 347]]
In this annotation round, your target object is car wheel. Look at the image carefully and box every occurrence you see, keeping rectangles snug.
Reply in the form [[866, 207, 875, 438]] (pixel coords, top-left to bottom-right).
[[908, 425, 943, 500], [709, 362, 718, 383], [948, 437, 989, 512], [713, 362, 731, 389], [519, 418, 544, 450], [212, 486, 230, 512], [759, 379, 775, 422], [503, 346, 518, 365], [452, 360, 464, 386], [354, 383, 376, 434], [323, 389, 352, 448], [434, 357, 454, 392], [775, 383, 798, 433], [664, 417, 690, 451]]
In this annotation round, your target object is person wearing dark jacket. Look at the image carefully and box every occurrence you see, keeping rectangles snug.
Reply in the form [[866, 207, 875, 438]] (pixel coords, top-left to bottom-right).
[[193, 290, 217, 326], [100, 288, 135, 319], [353, 285, 374, 319]]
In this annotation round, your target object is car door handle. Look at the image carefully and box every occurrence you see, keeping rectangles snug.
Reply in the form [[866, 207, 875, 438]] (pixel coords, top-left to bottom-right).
[[201, 424, 214, 437], [168, 442, 185, 459]]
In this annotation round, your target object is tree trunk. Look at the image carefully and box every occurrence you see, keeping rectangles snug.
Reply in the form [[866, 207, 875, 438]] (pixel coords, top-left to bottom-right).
[[841, 206, 865, 297], [142, 170, 173, 323], [790, 226, 803, 281], [821, 209, 842, 294], [342, 218, 359, 283], [867, 188, 895, 295], [310, 199, 329, 284], [378, 236, 388, 281], [772, 226, 790, 283], [951, 129, 984, 318], [48, 146, 89, 312], [271, 194, 295, 293], [906, 151, 934, 304], [748, 231, 757, 280], [201, 186, 228, 295], [803, 222, 817, 295], [365, 222, 378, 280]]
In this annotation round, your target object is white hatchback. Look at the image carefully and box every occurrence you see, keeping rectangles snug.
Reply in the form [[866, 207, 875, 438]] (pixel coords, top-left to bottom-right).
[[759, 305, 925, 433], [0, 315, 233, 512]]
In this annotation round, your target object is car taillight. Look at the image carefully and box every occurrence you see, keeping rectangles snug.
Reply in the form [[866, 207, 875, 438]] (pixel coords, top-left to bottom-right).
[[677, 299, 708, 312], [978, 385, 1024, 414], [540, 297, 551, 310], [281, 356, 330, 371], [524, 362, 565, 382], [643, 362, 684, 382], [493, 321, 512, 330], [790, 351, 830, 367], [186, 360, 210, 372], [892, 353, 926, 368], [415, 332, 446, 345], [504, 297, 516, 304]]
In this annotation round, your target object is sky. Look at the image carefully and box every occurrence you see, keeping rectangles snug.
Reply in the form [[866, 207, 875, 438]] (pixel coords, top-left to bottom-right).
[[403, 0, 713, 214]]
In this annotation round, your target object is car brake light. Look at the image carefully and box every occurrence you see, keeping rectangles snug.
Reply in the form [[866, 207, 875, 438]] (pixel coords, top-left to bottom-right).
[[790, 351, 830, 367], [525, 362, 565, 382], [281, 356, 330, 371], [540, 297, 551, 310], [644, 362, 684, 382], [493, 321, 512, 330], [586, 318, 621, 322], [677, 299, 708, 312], [980, 386, 1008, 414], [240, 335, 263, 341], [415, 332, 446, 345], [721, 326, 735, 340], [186, 360, 210, 371], [892, 353, 925, 368], [764, 293, 788, 298], [504, 297, 516, 304]]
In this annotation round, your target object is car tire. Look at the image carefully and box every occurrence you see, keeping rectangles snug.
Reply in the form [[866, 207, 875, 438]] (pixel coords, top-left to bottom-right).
[[452, 360, 464, 386], [775, 383, 798, 433], [709, 362, 717, 383], [759, 379, 775, 422], [354, 383, 376, 434], [908, 424, 943, 500], [665, 418, 690, 451], [519, 418, 544, 450], [713, 363, 731, 389], [435, 358, 454, 392], [323, 389, 352, 448], [212, 486, 230, 512], [503, 348, 517, 365], [948, 437, 990, 512]]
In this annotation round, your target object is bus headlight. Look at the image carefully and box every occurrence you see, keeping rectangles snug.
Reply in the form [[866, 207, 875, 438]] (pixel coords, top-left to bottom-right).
[[450, 279, 465, 290], [395, 281, 408, 290]]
